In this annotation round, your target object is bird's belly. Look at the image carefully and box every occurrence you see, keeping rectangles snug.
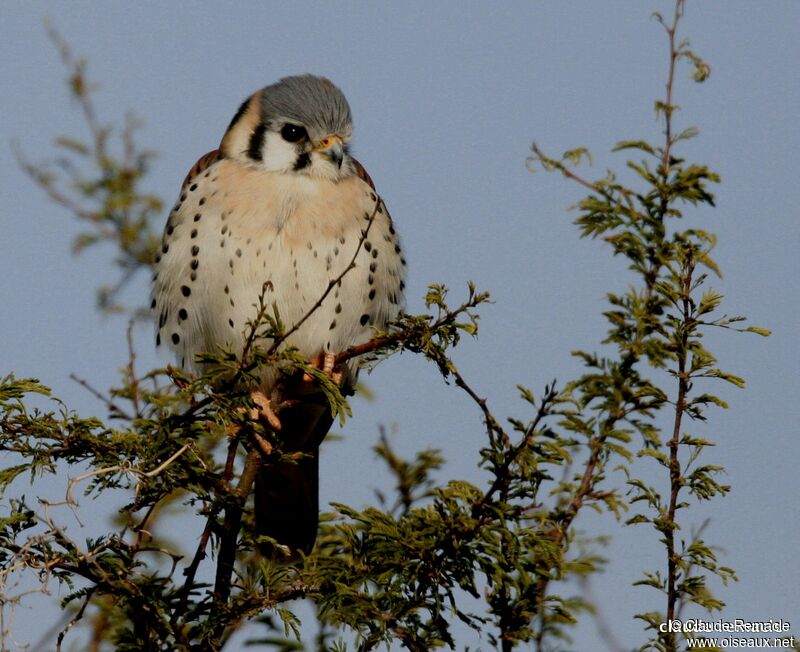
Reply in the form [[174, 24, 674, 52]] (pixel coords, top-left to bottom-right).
[[188, 218, 398, 369], [153, 169, 406, 382]]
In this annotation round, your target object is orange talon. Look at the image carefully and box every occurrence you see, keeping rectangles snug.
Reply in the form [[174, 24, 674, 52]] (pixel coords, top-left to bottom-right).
[[251, 430, 273, 457], [250, 390, 282, 431], [303, 352, 343, 385]]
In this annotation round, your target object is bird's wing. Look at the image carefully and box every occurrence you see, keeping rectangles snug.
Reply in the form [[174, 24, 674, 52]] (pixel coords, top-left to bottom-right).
[[351, 157, 376, 191], [182, 149, 223, 188]]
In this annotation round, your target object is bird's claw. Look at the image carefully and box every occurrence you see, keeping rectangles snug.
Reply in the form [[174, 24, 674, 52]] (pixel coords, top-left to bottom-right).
[[249, 390, 282, 431], [303, 352, 343, 385]]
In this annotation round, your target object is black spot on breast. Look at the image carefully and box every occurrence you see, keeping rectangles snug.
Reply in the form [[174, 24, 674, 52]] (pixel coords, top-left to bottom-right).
[[191, 245, 199, 256], [371, 249, 378, 259], [229, 318, 235, 328], [191, 229, 198, 238], [198, 197, 206, 206], [394, 244, 402, 253], [181, 285, 191, 297], [256, 249, 261, 257], [236, 248, 242, 258], [369, 289, 376, 300], [194, 213, 202, 222], [156, 332, 161, 346], [400, 280, 406, 290], [368, 274, 374, 285], [364, 241, 372, 252], [360, 314, 369, 326], [401, 257, 407, 266], [150, 298, 156, 309], [172, 333, 180, 344], [224, 285, 229, 294], [190, 271, 197, 281], [191, 259, 199, 270], [178, 308, 188, 321], [220, 239, 226, 248], [166, 225, 174, 236], [221, 225, 228, 235], [369, 262, 377, 272], [189, 183, 197, 192], [162, 242, 169, 254], [159, 311, 167, 328], [389, 225, 395, 235], [180, 192, 187, 202], [335, 303, 342, 314], [247, 122, 267, 161], [155, 255, 161, 264], [329, 320, 337, 330], [370, 192, 377, 201]]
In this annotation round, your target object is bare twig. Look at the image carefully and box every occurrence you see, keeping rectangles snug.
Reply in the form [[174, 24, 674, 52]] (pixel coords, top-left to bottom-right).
[[210, 449, 264, 645], [265, 194, 382, 358]]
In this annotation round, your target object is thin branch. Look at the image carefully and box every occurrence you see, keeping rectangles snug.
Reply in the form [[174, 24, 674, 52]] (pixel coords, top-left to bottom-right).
[[69, 373, 131, 420], [173, 436, 240, 624], [265, 194, 382, 358], [213, 448, 263, 602]]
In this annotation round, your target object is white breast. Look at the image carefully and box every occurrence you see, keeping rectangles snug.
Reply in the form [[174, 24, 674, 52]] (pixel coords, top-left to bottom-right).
[[152, 159, 405, 391]]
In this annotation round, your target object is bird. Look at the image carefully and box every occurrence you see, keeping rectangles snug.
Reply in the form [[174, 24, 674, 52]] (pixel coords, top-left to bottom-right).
[[151, 74, 406, 556]]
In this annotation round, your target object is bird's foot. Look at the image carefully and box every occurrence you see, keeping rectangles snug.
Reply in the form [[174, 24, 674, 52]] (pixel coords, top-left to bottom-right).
[[249, 390, 283, 431], [304, 352, 343, 385]]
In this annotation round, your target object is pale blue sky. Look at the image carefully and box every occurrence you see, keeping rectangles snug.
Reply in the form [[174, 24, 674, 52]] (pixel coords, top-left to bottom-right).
[[2, 2, 798, 650]]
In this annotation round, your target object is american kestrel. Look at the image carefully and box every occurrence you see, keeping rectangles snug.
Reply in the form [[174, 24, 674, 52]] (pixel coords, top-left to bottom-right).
[[152, 75, 406, 554]]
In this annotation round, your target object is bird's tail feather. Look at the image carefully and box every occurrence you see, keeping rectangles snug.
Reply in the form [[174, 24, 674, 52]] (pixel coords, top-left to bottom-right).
[[253, 390, 334, 558]]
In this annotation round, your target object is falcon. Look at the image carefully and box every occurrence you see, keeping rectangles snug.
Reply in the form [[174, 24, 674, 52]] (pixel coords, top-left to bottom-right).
[[151, 75, 406, 555]]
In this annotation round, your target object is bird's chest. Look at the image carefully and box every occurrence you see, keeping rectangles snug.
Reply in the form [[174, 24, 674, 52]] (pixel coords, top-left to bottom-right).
[[154, 166, 404, 371]]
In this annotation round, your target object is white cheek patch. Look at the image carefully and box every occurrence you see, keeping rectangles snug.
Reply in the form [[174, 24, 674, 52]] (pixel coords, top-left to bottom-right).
[[260, 131, 302, 172]]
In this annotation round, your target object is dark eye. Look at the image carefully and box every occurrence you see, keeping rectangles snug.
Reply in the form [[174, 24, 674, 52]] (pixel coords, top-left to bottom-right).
[[281, 123, 308, 143]]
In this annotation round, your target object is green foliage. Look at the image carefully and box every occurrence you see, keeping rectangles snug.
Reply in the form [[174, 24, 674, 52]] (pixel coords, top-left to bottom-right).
[[2, 3, 768, 651]]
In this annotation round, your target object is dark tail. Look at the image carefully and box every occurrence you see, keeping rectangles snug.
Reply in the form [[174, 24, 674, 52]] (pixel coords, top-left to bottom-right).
[[253, 390, 334, 557]]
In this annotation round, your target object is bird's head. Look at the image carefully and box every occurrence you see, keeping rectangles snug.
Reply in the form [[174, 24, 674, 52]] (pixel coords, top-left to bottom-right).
[[220, 74, 354, 181]]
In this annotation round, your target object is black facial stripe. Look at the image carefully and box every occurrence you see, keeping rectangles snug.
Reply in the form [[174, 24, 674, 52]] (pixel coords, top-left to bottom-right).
[[293, 152, 311, 171], [247, 122, 267, 161], [226, 97, 250, 133]]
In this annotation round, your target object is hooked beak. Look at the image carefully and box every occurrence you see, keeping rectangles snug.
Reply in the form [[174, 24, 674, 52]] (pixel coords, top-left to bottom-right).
[[313, 135, 344, 168]]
